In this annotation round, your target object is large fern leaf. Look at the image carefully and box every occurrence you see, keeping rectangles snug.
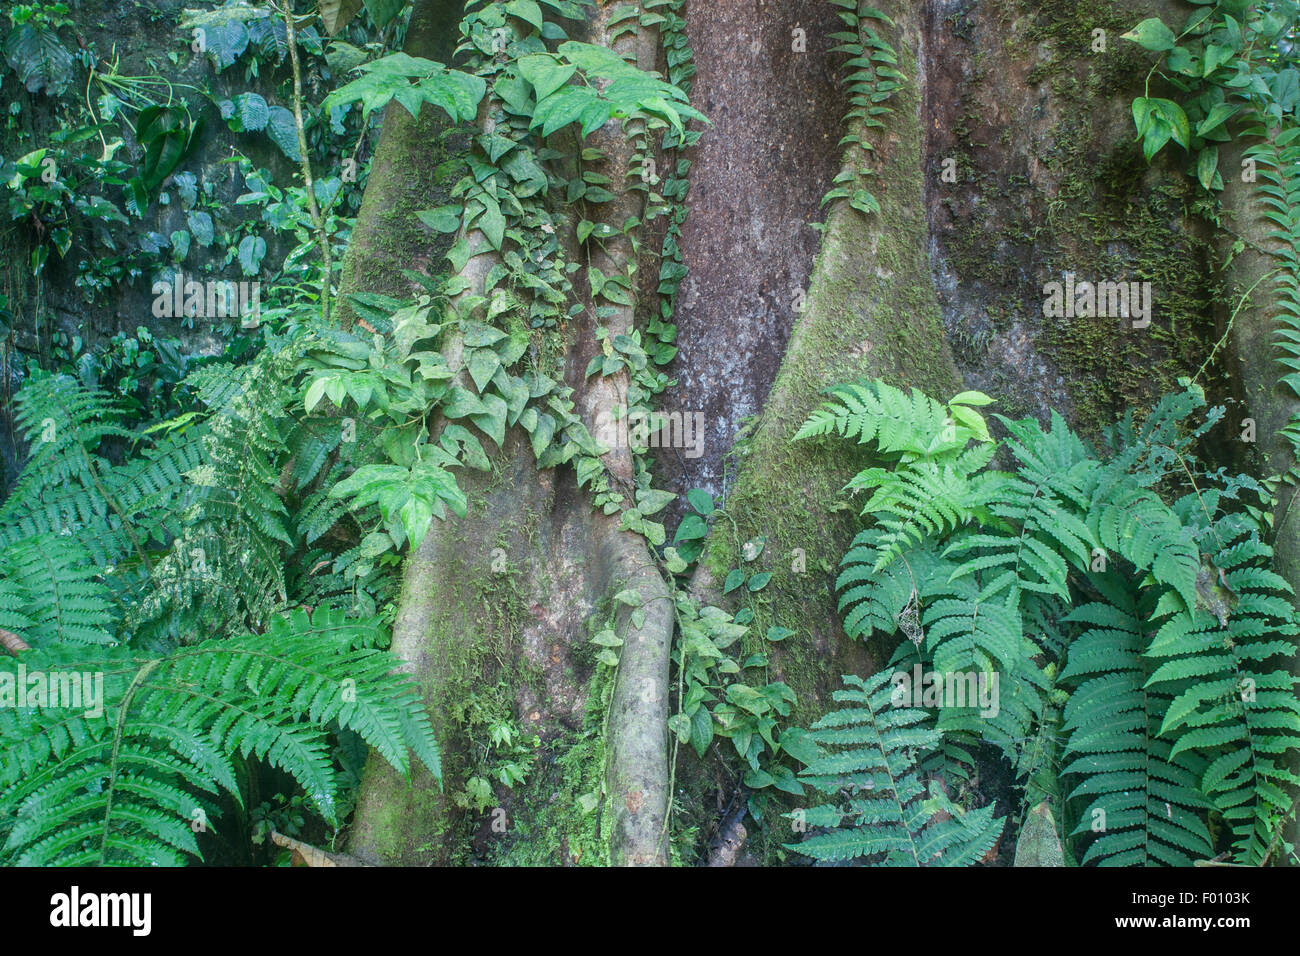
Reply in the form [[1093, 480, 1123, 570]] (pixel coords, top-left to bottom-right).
[[786, 670, 1005, 866], [1144, 506, 1300, 864], [0, 606, 440, 866], [1059, 575, 1214, 866], [0, 535, 118, 646]]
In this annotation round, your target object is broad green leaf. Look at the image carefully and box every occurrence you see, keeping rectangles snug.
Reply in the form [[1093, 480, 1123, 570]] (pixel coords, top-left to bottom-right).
[[686, 488, 714, 515], [320, 0, 364, 35], [505, 0, 544, 31], [1121, 18, 1176, 52], [5, 23, 75, 96], [1196, 145, 1219, 191], [417, 206, 462, 233], [516, 53, 576, 101], [362, 0, 406, 28]]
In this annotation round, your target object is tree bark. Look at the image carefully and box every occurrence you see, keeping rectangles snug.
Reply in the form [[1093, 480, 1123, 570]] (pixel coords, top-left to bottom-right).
[[338, 0, 1249, 866]]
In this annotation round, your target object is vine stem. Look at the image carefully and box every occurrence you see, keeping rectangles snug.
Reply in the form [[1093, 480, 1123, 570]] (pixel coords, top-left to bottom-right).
[[1190, 268, 1281, 387], [277, 2, 332, 325]]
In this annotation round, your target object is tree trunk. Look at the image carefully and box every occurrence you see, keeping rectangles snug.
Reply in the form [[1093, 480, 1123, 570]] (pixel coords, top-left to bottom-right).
[[339, 0, 1253, 866]]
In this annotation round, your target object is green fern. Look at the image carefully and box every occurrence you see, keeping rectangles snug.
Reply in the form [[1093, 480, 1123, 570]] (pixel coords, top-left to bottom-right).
[[0, 535, 118, 647], [948, 412, 1097, 605], [786, 670, 1005, 866], [0, 606, 440, 866], [1242, 113, 1300, 471], [798, 379, 998, 569], [810, 376, 1300, 865], [1144, 498, 1300, 864], [1059, 573, 1215, 866], [836, 527, 938, 644], [795, 379, 956, 454], [0, 373, 154, 568]]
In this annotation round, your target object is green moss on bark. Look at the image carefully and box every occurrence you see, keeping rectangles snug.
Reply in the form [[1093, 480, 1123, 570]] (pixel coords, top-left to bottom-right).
[[704, 11, 960, 729]]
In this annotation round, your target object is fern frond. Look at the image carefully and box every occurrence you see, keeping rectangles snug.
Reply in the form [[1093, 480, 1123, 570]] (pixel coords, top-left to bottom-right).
[[787, 670, 1005, 866], [1089, 482, 1201, 612], [836, 529, 948, 643], [1059, 575, 1214, 866], [848, 446, 1000, 569], [0, 607, 440, 866], [0, 535, 118, 646], [1143, 512, 1300, 865], [794, 379, 953, 457], [0, 374, 135, 565]]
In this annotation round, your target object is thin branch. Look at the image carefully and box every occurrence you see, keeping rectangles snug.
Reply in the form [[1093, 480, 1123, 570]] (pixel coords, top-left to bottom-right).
[[277, 2, 333, 324]]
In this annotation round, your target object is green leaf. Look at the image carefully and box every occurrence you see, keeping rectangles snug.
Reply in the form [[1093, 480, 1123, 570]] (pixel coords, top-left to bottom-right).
[[686, 488, 714, 515], [723, 569, 745, 594], [674, 513, 707, 542], [447, 237, 472, 273], [614, 588, 642, 607], [320, 0, 364, 35], [1151, 98, 1190, 149], [849, 189, 881, 215], [469, 393, 508, 446], [532, 85, 596, 137], [4, 23, 75, 96], [747, 572, 772, 592], [323, 55, 486, 124], [636, 488, 677, 516], [1121, 18, 1176, 52], [362, 0, 406, 28], [744, 768, 776, 789], [265, 106, 303, 162], [689, 705, 714, 756], [466, 349, 500, 393], [187, 211, 215, 247], [949, 390, 995, 407], [476, 197, 506, 250], [228, 92, 269, 132], [778, 727, 820, 766], [505, 0, 545, 31], [950, 405, 991, 442], [1196, 146, 1219, 191], [516, 53, 576, 101], [417, 206, 462, 233], [238, 235, 267, 275], [1195, 102, 1238, 137], [1132, 96, 1154, 137]]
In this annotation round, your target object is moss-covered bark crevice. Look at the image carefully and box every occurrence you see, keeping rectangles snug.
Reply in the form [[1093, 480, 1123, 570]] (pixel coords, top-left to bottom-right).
[[926, 0, 1226, 440], [697, 0, 961, 733]]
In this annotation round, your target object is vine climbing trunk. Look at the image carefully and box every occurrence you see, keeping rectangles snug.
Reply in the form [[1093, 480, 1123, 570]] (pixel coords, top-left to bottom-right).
[[1222, 126, 1300, 595], [343, 0, 676, 866]]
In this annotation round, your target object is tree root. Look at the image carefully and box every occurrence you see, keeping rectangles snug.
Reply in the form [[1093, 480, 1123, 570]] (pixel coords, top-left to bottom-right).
[[592, 519, 674, 865]]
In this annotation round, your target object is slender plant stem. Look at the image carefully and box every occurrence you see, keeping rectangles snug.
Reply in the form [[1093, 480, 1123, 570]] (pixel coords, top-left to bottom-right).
[[278, 2, 333, 324]]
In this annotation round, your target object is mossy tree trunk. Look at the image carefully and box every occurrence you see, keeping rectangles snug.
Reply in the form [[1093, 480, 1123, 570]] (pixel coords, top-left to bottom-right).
[[339, 0, 1250, 865]]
